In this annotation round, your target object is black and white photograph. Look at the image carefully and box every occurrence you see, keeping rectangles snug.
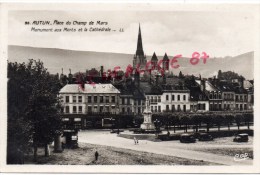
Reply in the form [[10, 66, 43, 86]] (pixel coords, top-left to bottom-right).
[[0, 2, 259, 174]]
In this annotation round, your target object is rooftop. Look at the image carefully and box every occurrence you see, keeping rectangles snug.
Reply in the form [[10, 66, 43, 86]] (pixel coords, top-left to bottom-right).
[[60, 83, 120, 94]]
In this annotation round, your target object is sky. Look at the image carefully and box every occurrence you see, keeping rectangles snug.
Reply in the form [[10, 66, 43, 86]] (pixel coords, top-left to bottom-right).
[[8, 7, 257, 58]]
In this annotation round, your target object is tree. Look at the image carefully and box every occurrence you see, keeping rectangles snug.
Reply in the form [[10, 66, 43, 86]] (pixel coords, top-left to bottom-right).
[[179, 71, 184, 79], [235, 114, 244, 130], [191, 114, 202, 133], [217, 70, 222, 79], [180, 115, 190, 133], [202, 114, 212, 132], [225, 114, 234, 131], [243, 113, 253, 129], [170, 114, 179, 133], [213, 115, 224, 132], [7, 60, 62, 163]]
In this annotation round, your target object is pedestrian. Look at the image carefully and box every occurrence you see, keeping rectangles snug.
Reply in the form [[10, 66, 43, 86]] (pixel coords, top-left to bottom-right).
[[134, 137, 137, 145], [136, 138, 139, 145], [95, 151, 99, 161]]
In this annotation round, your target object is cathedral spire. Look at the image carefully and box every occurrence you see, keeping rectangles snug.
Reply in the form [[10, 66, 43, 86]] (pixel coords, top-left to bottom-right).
[[136, 23, 144, 56]]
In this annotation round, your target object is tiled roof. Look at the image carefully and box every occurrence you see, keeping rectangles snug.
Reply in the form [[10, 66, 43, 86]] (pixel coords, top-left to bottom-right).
[[60, 84, 120, 94]]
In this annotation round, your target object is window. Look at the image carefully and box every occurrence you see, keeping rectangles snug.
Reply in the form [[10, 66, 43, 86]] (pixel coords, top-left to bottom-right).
[[88, 106, 92, 113], [122, 97, 125, 104], [94, 96, 98, 103], [151, 97, 153, 103], [158, 106, 161, 112], [244, 104, 247, 110], [100, 106, 104, 113], [183, 105, 186, 112], [155, 106, 157, 112], [73, 96, 76, 103], [88, 96, 92, 103], [158, 96, 161, 102], [65, 106, 70, 113], [100, 96, 104, 103], [177, 105, 181, 111], [78, 106, 82, 113], [166, 105, 169, 111], [78, 96, 82, 103], [112, 96, 116, 103], [172, 95, 175, 101], [172, 105, 175, 112], [166, 95, 169, 101], [94, 106, 98, 112], [106, 96, 109, 103], [138, 100, 141, 105], [66, 96, 70, 103], [151, 106, 154, 112], [183, 95, 186, 101], [202, 104, 205, 110], [178, 95, 180, 101], [73, 106, 77, 113], [127, 107, 131, 113], [138, 107, 141, 114]]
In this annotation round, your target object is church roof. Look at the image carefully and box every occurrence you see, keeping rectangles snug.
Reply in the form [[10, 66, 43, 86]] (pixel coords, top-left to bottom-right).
[[151, 52, 158, 61], [136, 24, 144, 56], [163, 53, 169, 60]]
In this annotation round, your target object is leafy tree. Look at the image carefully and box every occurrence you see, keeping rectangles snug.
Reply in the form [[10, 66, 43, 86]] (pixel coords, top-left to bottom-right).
[[225, 114, 234, 131], [170, 114, 179, 133], [235, 114, 244, 130], [213, 115, 224, 132], [201, 114, 213, 132], [191, 114, 202, 132], [178, 71, 184, 79], [7, 60, 62, 163], [179, 115, 190, 132], [244, 113, 253, 129]]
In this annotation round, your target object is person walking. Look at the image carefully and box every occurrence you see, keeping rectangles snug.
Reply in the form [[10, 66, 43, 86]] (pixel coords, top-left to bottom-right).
[[95, 151, 99, 161], [134, 137, 137, 145]]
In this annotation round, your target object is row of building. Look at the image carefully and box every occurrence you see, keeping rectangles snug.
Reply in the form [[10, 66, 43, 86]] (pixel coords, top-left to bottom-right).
[[58, 24, 254, 129]]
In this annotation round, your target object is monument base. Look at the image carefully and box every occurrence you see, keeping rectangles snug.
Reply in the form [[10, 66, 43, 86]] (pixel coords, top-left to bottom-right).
[[140, 123, 155, 130]]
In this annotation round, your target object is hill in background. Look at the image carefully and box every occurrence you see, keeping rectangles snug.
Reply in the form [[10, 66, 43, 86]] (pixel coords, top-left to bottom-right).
[[8, 45, 254, 80]]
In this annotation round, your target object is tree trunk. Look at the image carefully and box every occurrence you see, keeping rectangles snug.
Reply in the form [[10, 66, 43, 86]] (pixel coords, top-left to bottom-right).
[[33, 145, 38, 162], [218, 125, 220, 132], [54, 134, 63, 153], [207, 124, 209, 132], [238, 124, 240, 130], [228, 123, 230, 131], [45, 144, 50, 157], [247, 122, 250, 129], [173, 125, 176, 133]]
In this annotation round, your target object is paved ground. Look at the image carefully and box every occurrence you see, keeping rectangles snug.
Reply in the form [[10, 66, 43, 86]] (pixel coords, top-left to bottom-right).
[[78, 130, 253, 166]]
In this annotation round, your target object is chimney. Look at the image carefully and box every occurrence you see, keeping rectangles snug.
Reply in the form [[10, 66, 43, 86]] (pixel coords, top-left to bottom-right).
[[201, 80, 206, 92]]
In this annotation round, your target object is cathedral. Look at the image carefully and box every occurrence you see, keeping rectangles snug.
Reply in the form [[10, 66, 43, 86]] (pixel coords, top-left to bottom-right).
[[132, 24, 169, 72]]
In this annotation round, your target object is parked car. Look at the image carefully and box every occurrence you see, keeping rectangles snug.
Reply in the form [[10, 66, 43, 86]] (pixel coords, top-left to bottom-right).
[[110, 129, 124, 133], [233, 133, 249, 142], [180, 133, 196, 143], [198, 133, 213, 141]]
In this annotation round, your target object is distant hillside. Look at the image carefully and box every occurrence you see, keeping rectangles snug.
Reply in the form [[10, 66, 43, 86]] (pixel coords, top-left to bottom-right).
[[8, 45, 254, 79]]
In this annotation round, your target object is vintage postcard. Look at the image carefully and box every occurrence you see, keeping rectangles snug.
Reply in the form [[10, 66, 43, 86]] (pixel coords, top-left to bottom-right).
[[0, 2, 259, 174]]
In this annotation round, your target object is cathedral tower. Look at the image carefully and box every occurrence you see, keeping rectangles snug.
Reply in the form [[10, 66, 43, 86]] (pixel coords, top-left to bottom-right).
[[133, 24, 147, 69]]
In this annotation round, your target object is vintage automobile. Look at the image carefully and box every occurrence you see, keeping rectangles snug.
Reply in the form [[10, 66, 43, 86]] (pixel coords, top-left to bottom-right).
[[233, 133, 249, 142], [198, 133, 214, 141], [180, 133, 196, 143], [110, 129, 124, 134]]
